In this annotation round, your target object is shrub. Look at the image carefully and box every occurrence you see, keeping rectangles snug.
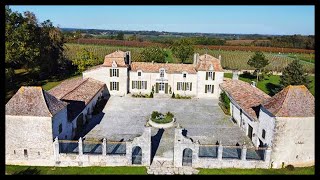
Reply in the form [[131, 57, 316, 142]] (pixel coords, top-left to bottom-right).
[[176, 94, 180, 99], [171, 92, 175, 98], [166, 111, 174, 118], [285, 165, 295, 171], [151, 111, 161, 119], [149, 91, 153, 98]]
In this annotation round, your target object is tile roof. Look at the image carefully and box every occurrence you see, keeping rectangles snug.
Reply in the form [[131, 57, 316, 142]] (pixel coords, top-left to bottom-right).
[[6, 86, 67, 117], [48, 77, 105, 105], [196, 54, 223, 72], [83, 64, 104, 73], [262, 85, 314, 117], [103, 50, 127, 67], [220, 79, 271, 120], [131, 62, 197, 74]]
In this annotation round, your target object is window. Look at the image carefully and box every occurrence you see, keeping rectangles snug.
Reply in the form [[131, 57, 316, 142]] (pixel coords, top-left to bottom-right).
[[14, 150, 16, 155], [177, 82, 192, 91], [160, 69, 165, 77], [38, 152, 40, 156], [59, 124, 62, 134], [206, 71, 215, 80], [262, 129, 266, 139], [132, 81, 147, 90], [24, 149, 28, 157], [183, 73, 187, 78], [110, 82, 119, 91], [138, 71, 141, 76], [110, 68, 119, 77], [205, 85, 214, 93]]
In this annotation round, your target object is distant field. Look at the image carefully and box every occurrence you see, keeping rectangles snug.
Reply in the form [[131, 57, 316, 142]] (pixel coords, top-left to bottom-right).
[[64, 43, 314, 73], [226, 39, 271, 45]]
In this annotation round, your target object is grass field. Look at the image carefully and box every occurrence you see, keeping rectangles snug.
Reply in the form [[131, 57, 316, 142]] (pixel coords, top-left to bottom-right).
[[224, 73, 315, 96], [5, 165, 147, 175], [198, 166, 314, 175], [6, 165, 314, 175], [64, 43, 314, 73]]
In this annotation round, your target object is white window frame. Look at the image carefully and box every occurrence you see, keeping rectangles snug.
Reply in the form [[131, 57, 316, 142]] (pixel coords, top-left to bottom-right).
[[111, 82, 117, 91], [159, 68, 165, 78], [111, 69, 118, 77], [141, 81, 145, 89], [206, 85, 214, 94], [177, 82, 182, 91], [185, 82, 190, 91], [208, 71, 214, 80], [183, 73, 187, 78], [132, 81, 137, 89]]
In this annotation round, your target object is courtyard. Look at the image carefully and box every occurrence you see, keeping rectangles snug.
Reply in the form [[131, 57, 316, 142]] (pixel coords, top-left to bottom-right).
[[84, 96, 253, 147]]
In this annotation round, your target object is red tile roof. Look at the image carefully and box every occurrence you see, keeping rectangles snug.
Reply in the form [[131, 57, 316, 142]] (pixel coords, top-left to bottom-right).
[[103, 50, 127, 67], [262, 85, 314, 117], [131, 62, 197, 74], [6, 86, 67, 117], [196, 54, 223, 72], [220, 79, 271, 120]]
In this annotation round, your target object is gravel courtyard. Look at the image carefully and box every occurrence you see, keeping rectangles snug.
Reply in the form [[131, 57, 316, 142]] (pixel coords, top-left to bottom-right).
[[84, 96, 253, 147]]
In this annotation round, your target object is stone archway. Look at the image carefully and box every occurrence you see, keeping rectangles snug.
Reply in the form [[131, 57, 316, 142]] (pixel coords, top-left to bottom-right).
[[182, 148, 192, 166]]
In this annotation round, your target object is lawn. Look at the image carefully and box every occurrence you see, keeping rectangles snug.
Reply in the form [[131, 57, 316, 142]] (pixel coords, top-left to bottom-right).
[[224, 73, 314, 96], [198, 166, 314, 175], [6, 165, 147, 175]]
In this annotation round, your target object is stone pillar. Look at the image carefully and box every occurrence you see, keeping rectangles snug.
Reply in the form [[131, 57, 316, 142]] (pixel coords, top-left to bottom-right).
[[174, 127, 183, 167], [78, 137, 83, 156], [241, 145, 247, 160], [53, 137, 59, 161], [102, 138, 107, 156], [264, 146, 272, 162], [217, 142, 223, 160]]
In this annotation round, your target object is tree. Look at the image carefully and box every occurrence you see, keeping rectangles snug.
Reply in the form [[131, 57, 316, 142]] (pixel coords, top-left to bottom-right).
[[116, 32, 124, 40], [171, 39, 194, 63], [141, 46, 167, 63], [247, 51, 269, 84], [72, 48, 98, 72], [279, 59, 310, 89]]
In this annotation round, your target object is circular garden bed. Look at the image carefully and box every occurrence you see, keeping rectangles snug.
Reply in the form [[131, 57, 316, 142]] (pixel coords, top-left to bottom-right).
[[148, 111, 175, 128]]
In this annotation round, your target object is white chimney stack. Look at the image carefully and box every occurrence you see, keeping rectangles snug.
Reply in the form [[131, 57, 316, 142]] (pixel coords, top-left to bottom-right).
[[232, 70, 239, 80], [218, 55, 221, 62]]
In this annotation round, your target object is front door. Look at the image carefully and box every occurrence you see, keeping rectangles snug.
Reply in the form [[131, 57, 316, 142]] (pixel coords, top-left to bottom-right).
[[159, 82, 165, 93], [248, 124, 253, 140]]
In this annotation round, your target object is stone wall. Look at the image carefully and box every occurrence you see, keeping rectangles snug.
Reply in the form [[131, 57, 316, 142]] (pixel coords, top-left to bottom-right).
[[271, 117, 314, 168], [52, 107, 71, 140], [6, 115, 55, 165]]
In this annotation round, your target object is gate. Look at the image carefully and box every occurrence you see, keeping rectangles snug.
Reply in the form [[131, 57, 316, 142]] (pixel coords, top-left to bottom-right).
[[132, 146, 142, 165], [182, 148, 192, 166]]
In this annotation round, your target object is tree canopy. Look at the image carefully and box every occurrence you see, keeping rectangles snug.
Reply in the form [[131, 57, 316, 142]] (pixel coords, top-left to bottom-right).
[[171, 39, 194, 63], [279, 59, 310, 89], [141, 46, 167, 63], [247, 51, 269, 83]]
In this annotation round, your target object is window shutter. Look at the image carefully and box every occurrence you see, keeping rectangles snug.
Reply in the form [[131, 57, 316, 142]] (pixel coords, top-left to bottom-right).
[[212, 72, 215, 80], [145, 81, 147, 89], [165, 83, 168, 94], [117, 69, 119, 77], [156, 83, 159, 93], [183, 82, 186, 91], [206, 72, 208, 80], [117, 82, 119, 91], [110, 69, 112, 77], [110, 82, 112, 90], [190, 83, 192, 91], [132, 81, 134, 89], [177, 82, 179, 90], [211, 85, 214, 93], [205, 85, 207, 93]]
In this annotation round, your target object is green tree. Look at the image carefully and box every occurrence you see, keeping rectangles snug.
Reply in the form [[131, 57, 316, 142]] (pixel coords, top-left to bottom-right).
[[116, 32, 124, 40], [171, 39, 194, 63], [247, 51, 269, 84], [141, 46, 167, 63], [279, 59, 310, 89], [72, 48, 98, 72]]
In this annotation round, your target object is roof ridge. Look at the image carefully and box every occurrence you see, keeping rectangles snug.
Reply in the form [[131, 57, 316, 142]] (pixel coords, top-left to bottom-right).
[[60, 78, 89, 100], [40, 88, 53, 117]]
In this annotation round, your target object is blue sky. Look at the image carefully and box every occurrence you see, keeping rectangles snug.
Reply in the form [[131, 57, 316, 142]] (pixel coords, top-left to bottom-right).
[[9, 5, 314, 35]]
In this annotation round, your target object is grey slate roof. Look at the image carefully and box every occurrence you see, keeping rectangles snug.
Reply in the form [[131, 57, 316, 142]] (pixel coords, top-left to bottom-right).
[[5, 86, 68, 117]]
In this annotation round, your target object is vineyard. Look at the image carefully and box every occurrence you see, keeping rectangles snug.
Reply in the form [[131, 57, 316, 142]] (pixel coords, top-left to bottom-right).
[[64, 43, 315, 73]]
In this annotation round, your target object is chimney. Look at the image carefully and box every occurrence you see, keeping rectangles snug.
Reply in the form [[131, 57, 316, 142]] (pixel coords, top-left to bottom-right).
[[232, 70, 239, 80], [251, 81, 256, 87], [218, 55, 221, 62], [193, 53, 199, 65]]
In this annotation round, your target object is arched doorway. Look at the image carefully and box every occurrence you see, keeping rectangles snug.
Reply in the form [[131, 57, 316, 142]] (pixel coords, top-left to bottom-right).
[[182, 148, 192, 166], [132, 146, 142, 165]]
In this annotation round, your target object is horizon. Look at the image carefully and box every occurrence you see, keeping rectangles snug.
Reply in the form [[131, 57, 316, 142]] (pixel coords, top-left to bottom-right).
[[9, 5, 315, 36]]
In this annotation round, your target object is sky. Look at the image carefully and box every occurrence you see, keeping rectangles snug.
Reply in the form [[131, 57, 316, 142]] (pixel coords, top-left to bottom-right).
[[9, 5, 315, 35]]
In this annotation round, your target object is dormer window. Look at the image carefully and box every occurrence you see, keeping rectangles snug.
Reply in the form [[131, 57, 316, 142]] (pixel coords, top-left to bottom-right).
[[160, 69, 165, 78]]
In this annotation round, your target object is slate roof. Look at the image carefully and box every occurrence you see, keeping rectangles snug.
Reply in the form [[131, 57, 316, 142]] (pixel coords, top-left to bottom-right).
[[131, 62, 197, 74], [103, 50, 127, 67], [262, 85, 314, 117], [196, 54, 223, 72], [220, 79, 271, 120], [6, 86, 67, 117]]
